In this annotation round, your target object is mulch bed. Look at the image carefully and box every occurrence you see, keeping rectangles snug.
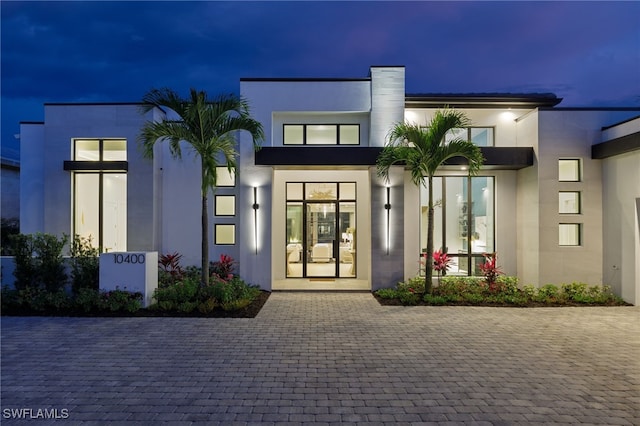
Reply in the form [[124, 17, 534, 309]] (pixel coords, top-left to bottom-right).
[[2, 291, 271, 319]]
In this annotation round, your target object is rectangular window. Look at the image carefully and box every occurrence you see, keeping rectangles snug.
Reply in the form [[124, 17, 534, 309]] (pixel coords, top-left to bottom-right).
[[339, 125, 359, 145], [444, 128, 494, 146], [307, 125, 337, 145], [71, 139, 127, 251], [215, 224, 236, 245], [559, 159, 581, 182], [283, 125, 304, 145], [559, 192, 581, 214], [559, 223, 581, 246], [283, 124, 360, 145], [215, 167, 235, 187], [215, 195, 235, 216], [423, 176, 494, 276]]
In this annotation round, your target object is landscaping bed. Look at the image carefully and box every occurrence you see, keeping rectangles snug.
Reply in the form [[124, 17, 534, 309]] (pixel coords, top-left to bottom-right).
[[1, 290, 270, 318], [374, 276, 631, 307]]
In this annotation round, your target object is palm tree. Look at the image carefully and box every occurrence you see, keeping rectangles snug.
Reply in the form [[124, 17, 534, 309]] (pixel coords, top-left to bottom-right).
[[138, 88, 264, 286], [376, 109, 484, 294]]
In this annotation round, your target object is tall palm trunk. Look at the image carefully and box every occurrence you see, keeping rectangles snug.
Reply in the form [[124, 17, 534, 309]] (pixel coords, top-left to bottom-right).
[[201, 161, 209, 286], [425, 175, 434, 294]]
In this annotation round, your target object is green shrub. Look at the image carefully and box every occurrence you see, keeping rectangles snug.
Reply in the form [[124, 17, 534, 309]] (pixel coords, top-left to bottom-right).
[[205, 276, 260, 305], [74, 288, 102, 313], [101, 289, 142, 313], [153, 277, 199, 308], [536, 284, 561, 303], [562, 282, 588, 301], [70, 234, 100, 293], [176, 301, 198, 313], [221, 298, 253, 311], [397, 276, 425, 294], [397, 290, 420, 305], [423, 294, 448, 305], [197, 298, 218, 314], [8, 233, 68, 292], [374, 288, 398, 299]]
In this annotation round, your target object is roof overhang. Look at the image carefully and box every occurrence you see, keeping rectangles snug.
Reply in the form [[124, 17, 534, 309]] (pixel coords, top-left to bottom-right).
[[405, 93, 562, 109], [255, 147, 533, 170], [592, 132, 640, 159]]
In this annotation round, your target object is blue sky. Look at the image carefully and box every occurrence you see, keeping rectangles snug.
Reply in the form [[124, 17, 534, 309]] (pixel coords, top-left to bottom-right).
[[2, 1, 639, 159]]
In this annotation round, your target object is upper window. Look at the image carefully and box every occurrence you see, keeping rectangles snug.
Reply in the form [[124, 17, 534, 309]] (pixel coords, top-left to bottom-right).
[[558, 159, 581, 182], [74, 139, 126, 161], [444, 128, 494, 147], [559, 192, 581, 214], [283, 124, 360, 145]]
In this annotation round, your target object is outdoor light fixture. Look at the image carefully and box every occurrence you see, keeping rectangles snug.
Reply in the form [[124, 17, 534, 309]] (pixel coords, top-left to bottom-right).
[[252, 187, 259, 255], [385, 186, 391, 255]]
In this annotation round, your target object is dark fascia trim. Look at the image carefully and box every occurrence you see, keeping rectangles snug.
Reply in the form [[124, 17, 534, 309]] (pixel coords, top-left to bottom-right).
[[255, 146, 533, 169], [240, 77, 370, 83], [540, 107, 640, 112], [19, 121, 44, 125], [45, 102, 141, 106], [63, 161, 129, 172], [405, 93, 562, 109], [592, 132, 640, 159]]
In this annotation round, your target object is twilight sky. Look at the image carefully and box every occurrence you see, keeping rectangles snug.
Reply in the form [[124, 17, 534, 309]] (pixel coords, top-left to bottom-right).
[[2, 1, 639, 159]]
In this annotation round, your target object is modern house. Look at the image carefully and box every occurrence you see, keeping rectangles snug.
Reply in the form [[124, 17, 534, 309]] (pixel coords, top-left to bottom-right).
[[14, 66, 640, 304]]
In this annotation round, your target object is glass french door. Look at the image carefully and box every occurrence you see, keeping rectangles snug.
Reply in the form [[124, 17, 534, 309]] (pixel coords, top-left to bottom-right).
[[286, 183, 356, 279]]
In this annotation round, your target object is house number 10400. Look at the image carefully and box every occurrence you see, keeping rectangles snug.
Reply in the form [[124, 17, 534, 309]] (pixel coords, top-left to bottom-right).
[[113, 254, 146, 264]]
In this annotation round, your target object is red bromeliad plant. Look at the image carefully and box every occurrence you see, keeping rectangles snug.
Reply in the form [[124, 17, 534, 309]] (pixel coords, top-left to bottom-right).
[[432, 250, 452, 285], [159, 252, 185, 281], [210, 254, 237, 282], [479, 253, 502, 291], [433, 250, 452, 273]]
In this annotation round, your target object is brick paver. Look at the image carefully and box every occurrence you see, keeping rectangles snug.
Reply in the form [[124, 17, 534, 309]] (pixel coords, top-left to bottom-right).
[[1, 292, 639, 425]]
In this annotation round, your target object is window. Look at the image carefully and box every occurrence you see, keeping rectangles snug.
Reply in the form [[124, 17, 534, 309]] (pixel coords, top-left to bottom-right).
[[286, 182, 357, 278], [559, 192, 581, 214], [444, 128, 494, 147], [283, 124, 360, 145], [559, 224, 581, 246], [215, 167, 235, 187], [422, 176, 495, 276], [215, 224, 235, 245], [70, 139, 127, 251], [215, 195, 235, 216], [559, 159, 581, 181]]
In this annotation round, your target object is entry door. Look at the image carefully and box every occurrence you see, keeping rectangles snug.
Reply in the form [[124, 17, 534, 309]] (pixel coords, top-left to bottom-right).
[[305, 202, 337, 277]]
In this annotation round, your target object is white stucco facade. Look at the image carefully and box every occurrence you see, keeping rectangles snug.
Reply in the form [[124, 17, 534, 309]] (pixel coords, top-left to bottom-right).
[[9, 66, 640, 304]]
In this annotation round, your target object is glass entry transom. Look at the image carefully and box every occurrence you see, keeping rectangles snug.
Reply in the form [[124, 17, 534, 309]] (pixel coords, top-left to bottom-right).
[[286, 182, 356, 278]]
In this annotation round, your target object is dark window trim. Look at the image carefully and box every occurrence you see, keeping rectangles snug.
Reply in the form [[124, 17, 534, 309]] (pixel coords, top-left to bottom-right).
[[64, 161, 128, 172]]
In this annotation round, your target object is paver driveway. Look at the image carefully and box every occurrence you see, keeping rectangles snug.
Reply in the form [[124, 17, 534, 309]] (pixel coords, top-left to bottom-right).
[[1, 292, 639, 425]]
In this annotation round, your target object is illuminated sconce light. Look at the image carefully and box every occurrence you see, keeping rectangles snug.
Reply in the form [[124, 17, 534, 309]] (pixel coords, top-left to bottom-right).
[[384, 186, 391, 255], [252, 187, 259, 255]]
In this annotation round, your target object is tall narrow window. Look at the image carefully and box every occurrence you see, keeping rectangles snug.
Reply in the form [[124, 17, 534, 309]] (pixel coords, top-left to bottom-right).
[[69, 139, 127, 251], [422, 176, 495, 276]]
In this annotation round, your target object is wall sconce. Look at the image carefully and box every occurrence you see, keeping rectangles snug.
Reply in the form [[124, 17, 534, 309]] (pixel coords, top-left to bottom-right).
[[385, 186, 391, 255], [252, 187, 259, 255]]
